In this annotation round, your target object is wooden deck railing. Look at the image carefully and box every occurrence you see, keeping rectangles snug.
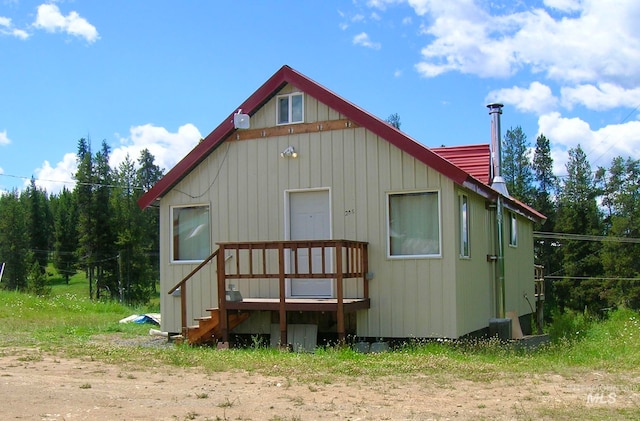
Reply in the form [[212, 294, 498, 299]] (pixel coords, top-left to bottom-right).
[[168, 249, 219, 335], [168, 240, 369, 343]]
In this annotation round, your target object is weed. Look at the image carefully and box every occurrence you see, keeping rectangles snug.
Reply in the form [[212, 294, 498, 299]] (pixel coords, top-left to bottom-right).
[[184, 411, 198, 420], [196, 392, 209, 399], [290, 395, 304, 406], [217, 397, 237, 408], [79, 383, 92, 389]]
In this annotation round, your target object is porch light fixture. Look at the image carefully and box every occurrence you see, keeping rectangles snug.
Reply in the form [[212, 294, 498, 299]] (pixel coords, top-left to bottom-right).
[[280, 145, 298, 158]]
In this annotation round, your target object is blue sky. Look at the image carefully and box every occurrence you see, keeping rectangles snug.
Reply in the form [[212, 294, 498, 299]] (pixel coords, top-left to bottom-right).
[[1, 0, 639, 194]]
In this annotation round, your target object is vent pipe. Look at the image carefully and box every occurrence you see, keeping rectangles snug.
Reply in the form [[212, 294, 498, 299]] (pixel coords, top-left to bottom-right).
[[487, 103, 507, 321], [487, 103, 509, 197]]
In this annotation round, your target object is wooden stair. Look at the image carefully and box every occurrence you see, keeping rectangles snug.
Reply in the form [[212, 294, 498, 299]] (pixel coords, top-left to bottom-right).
[[186, 309, 250, 345]]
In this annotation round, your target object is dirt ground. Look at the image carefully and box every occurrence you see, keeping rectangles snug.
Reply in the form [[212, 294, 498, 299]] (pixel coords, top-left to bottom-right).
[[1, 339, 638, 421]]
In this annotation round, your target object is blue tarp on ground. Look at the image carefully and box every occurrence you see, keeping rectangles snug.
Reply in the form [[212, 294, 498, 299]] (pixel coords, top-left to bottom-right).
[[119, 313, 161, 325]]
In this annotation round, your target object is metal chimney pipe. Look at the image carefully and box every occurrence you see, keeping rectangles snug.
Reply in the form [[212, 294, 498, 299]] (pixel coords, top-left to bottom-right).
[[487, 103, 509, 197], [487, 103, 507, 320]]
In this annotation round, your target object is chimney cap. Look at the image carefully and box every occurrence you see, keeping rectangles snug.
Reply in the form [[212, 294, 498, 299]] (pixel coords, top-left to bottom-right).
[[487, 103, 504, 113]]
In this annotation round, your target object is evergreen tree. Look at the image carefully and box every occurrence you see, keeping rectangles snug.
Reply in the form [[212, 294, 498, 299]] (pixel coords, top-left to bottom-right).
[[0, 190, 30, 290], [26, 177, 51, 272], [93, 140, 118, 300], [52, 187, 79, 284], [555, 145, 604, 313], [502, 126, 535, 203], [136, 148, 164, 192], [597, 157, 640, 309], [75, 137, 97, 298], [112, 155, 155, 304], [385, 113, 401, 129], [531, 134, 560, 313], [136, 148, 163, 288], [27, 259, 51, 296]]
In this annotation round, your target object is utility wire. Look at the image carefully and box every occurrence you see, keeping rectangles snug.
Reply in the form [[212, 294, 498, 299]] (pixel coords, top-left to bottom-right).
[[534, 231, 640, 244], [587, 102, 640, 167], [175, 142, 230, 199], [0, 173, 148, 191], [545, 275, 640, 282]]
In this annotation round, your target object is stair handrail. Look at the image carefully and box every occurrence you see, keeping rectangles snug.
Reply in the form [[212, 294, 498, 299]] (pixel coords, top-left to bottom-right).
[[168, 248, 219, 333]]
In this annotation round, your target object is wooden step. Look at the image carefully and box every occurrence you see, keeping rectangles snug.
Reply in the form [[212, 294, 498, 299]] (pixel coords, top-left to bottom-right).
[[186, 309, 250, 346]]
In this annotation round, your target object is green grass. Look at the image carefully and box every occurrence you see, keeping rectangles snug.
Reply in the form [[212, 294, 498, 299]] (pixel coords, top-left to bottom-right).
[[2, 286, 639, 378], [1, 289, 638, 419]]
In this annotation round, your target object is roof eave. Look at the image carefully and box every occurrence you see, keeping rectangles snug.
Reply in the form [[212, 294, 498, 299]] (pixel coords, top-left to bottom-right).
[[137, 67, 292, 210]]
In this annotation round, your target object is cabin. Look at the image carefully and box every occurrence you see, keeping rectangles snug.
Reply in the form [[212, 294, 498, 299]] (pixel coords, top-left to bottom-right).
[[138, 65, 545, 348]]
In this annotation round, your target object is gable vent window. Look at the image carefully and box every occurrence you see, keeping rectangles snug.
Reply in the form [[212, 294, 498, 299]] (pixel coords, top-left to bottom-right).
[[277, 92, 304, 125]]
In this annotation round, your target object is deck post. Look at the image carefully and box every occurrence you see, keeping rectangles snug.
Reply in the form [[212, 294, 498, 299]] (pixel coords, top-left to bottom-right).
[[336, 242, 345, 343], [278, 243, 287, 347], [180, 282, 187, 336], [363, 243, 369, 300], [217, 244, 228, 343]]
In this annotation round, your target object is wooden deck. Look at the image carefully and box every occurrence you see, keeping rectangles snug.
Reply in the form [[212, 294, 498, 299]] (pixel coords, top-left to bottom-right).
[[169, 239, 370, 347], [219, 297, 371, 312]]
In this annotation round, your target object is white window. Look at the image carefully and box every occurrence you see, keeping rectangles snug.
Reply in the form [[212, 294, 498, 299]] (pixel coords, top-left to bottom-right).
[[277, 92, 304, 125], [509, 212, 518, 247], [171, 205, 210, 262], [459, 194, 470, 258], [388, 191, 441, 258]]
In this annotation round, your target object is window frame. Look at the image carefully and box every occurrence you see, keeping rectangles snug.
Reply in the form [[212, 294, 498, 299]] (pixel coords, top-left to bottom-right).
[[170, 204, 211, 264], [509, 211, 518, 247], [386, 190, 442, 259], [276, 92, 304, 125], [459, 194, 470, 258]]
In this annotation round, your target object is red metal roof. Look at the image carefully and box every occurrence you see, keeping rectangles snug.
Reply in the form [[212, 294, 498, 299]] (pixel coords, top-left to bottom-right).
[[431, 144, 491, 185], [137, 65, 544, 222]]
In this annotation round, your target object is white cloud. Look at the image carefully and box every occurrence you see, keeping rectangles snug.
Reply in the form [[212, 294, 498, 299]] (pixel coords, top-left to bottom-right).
[[353, 32, 381, 49], [410, 0, 640, 86], [487, 82, 558, 115], [538, 112, 640, 175], [0, 15, 29, 39], [543, 0, 582, 12], [111, 123, 202, 175], [561, 83, 640, 111], [394, 69, 402, 77], [32, 153, 78, 193], [0, 130, 10, 145], [33, 3, 99, 43], [367, 0, 404, 10], [31, 123, 201, 195]]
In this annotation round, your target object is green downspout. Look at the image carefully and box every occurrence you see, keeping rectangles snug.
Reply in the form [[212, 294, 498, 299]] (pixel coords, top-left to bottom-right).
[[495, 196, 506, 318]]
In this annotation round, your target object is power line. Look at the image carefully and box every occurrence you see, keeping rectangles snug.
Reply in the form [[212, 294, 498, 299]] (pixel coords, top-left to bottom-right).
[[534, 231, 640, 244], [587, 102, 640, 167], [0, 173, 148, 192], [546, 275, 640, 282]]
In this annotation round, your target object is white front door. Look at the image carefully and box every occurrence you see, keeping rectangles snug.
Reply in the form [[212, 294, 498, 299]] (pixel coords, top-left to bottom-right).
[[287, 190, 332, 298]]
